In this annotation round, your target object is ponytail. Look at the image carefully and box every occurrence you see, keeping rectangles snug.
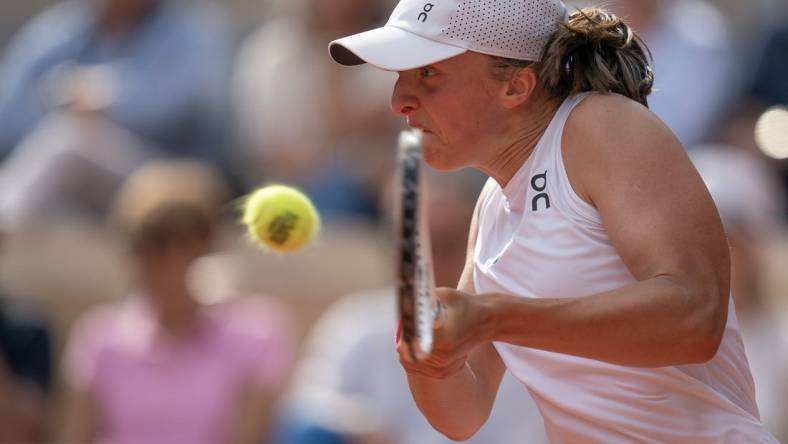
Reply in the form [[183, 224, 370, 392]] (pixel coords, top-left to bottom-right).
[[538, 8, 654, 106]]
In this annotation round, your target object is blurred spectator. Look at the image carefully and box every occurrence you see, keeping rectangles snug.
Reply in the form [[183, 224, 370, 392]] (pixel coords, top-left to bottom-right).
[[59, 160, 294, 444], [749, 26, 788, 108], [723, 21, 788, 211], [0, 0, 236, 232], [610, 0, 739, 148], [0, 296, 51, 444], [690, 145, 788, 442], [232, 0, 399, 221], [275, 170, 549, 444]]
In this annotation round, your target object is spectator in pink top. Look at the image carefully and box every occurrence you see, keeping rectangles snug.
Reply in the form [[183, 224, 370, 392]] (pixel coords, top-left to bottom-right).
[[60, 160, 294, 444]]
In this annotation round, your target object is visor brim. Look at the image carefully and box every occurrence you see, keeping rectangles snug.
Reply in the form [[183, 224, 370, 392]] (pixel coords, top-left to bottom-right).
[[329, 26, 467, 71]]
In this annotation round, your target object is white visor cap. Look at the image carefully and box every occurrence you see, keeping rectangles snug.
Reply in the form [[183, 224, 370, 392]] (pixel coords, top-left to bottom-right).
[[329, 0, 569, 71]]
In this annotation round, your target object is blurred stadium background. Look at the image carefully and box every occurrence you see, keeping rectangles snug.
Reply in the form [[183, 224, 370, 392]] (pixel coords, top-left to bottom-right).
[[0, 0, 786, 443]]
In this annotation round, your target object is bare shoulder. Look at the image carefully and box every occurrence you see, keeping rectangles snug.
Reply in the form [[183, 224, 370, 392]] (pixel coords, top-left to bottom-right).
[[560, 93, 728, 295], [567, 93, 681, 153], [562, 93, 690, 204]]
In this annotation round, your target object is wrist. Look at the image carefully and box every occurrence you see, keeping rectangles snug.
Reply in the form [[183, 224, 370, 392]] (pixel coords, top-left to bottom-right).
[[476, 293, 503, 343]]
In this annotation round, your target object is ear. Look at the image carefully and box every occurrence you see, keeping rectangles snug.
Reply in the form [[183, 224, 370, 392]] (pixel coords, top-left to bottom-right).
[[499, 67, 538, 109]]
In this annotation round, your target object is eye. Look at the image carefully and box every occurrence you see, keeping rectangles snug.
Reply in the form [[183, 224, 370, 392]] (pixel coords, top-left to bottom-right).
[[419, 66, 438, 78]]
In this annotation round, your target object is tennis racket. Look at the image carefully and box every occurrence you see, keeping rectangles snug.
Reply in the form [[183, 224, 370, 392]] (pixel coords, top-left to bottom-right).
[[395, 129, 439, 362]]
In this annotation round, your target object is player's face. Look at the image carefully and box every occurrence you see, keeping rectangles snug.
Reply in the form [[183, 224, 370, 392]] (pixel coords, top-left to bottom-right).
[[391, 52, 508, 171]]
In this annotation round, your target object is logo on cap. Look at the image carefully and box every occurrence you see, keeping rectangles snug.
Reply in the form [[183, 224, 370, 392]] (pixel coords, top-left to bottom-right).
[[418, 3, 435, 22]]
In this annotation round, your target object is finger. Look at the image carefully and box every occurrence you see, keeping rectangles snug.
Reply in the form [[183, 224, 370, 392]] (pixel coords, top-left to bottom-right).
[[396, 337, 415, 363]]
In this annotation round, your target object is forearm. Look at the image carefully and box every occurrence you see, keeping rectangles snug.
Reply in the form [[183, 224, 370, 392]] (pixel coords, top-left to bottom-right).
[[483, 276, 727, 367], [406, 362, 493, 441]]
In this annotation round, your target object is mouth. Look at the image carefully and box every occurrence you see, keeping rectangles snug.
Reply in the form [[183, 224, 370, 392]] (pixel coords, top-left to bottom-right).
[[405, 119, 432, 134]]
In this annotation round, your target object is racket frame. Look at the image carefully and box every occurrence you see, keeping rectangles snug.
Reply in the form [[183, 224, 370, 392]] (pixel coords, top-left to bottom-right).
[[395, 130, 438, 362]]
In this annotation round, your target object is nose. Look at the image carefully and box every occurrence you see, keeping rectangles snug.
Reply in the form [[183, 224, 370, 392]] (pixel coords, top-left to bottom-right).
[[390, 75, 419, 116]]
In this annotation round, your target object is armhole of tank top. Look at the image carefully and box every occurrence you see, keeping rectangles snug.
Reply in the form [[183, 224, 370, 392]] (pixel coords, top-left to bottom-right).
[[474, 178, 497, 248], [472, 178, 498, 280], [552, 94, 606, 233]]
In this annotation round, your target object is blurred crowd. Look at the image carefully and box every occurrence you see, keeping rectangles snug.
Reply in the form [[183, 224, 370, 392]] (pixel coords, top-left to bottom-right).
[[0, 0, 786, 443]]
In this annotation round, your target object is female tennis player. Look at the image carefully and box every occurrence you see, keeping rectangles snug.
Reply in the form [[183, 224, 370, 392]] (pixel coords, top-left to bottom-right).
[[329, 0, 776, 442]]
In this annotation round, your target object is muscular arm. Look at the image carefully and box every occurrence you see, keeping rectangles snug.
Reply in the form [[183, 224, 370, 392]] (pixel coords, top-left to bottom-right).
[[400, 186, 507, 441], [478, 95, 730, 367]]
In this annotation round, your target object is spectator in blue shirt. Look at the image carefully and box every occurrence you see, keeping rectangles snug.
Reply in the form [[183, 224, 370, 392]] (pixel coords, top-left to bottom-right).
[[0, 0, 236, 231]]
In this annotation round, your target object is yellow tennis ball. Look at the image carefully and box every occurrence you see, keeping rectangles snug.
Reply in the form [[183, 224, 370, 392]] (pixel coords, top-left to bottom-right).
[[241, 185, 320, 253]]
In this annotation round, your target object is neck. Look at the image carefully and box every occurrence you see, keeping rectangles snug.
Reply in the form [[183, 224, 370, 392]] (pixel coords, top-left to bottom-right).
[[479, 96, 561, 188], [142, 277, 199, 335]]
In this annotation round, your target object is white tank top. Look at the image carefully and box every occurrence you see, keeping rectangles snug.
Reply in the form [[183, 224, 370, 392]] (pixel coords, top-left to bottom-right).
[[473, 93, 776, 443]]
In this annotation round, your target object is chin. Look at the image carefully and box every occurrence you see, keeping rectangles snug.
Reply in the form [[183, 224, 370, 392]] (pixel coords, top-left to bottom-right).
[[422, 137, 464, 171], [424, 157, 459, 171]]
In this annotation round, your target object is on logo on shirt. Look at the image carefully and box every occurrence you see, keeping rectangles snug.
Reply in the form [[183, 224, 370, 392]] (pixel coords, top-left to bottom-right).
[[531, 171, 550, 211]]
